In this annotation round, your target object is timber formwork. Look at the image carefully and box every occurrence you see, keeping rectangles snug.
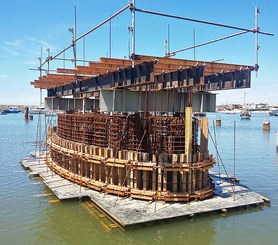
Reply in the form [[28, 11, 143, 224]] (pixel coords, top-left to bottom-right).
[[46, 112, 215, 202]]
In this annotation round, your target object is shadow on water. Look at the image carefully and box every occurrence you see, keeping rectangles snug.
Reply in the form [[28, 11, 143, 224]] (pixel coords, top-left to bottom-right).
[[29, 193, 266, 245]]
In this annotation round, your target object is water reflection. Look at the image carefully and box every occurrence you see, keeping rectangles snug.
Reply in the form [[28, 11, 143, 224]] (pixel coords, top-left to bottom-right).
[[262, 128, 270, 145], [276, 151, 278, 167]]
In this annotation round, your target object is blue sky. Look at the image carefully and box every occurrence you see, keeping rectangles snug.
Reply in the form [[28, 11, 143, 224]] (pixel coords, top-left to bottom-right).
[[0, 0, 277, 105]]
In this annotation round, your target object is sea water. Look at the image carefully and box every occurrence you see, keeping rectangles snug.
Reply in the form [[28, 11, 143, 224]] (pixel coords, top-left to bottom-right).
[[0, 113, 277, 245]]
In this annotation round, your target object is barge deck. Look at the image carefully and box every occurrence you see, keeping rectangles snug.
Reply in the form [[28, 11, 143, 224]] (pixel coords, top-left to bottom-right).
[[21, 154, 266, 227]]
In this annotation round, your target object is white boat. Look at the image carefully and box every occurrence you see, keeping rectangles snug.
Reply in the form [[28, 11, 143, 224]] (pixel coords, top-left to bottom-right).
[[240, 92, 251, 119]]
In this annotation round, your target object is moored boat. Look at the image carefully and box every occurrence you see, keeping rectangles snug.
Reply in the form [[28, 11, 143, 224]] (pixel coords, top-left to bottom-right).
[[3, 107, 21, 113], [0, 111, 7, 115], [240, 109, 251, 119], [269, 109, 278, 116]]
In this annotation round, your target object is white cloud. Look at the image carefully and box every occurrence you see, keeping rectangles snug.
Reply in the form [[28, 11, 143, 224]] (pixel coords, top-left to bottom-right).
[[24, 36, 54, 51], [4, 39, 22, 47], [0, 74, 7, 79], [1, 46, 20, 57]]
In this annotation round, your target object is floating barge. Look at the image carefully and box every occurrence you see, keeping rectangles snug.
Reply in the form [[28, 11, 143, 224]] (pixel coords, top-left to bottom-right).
[[21, 155, 266, 227], [26, 1, 271, 227]]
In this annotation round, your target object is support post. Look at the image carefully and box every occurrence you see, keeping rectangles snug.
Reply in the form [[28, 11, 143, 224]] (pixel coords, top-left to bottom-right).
[[255, 6, 259, 77], [152, 169, 157, 191], [130, 168, 134, 188], [118, 167, 122, 186], [163, 171, 167, 192], [131, 0, 135, 68], [180, 171, 187, 192], [200, 117, 209, 159], [143, 170, 147, 191], [133, 170, 138, 189], [185, 107, 192, 194], [157, 167, 162, 193], [172, 171, 177, 192]]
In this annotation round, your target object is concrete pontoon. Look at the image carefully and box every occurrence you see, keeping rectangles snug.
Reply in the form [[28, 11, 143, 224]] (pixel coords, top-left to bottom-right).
[[21, 156, 266, 227]]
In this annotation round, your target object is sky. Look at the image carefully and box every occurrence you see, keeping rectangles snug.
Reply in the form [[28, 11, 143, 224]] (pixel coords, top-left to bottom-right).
[[0, 0, 277, 106]]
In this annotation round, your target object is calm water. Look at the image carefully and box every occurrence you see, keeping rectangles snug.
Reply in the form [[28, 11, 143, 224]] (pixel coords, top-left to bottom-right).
[[0, 113, 278, 245]]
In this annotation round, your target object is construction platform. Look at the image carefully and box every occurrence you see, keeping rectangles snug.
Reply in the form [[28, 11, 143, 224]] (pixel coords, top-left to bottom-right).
[[21, 155, 267, 227]]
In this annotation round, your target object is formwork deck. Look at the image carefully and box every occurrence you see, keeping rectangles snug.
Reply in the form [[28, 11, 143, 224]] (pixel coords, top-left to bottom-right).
[[21, 155, 266, 227]]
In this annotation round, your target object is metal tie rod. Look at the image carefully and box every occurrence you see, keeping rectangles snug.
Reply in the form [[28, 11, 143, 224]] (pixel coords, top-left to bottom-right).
[[40, 3, 131, 68], [135, 8, 274, 36], [168, 30, 249, 57]]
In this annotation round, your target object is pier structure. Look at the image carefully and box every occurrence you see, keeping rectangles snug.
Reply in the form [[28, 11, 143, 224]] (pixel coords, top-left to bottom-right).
[[25, 1, 274, 226], [30, 54, 254, 202], [29, 0, 257, 203]]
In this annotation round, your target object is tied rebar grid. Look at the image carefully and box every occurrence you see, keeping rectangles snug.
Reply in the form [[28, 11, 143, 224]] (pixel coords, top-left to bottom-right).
[[56, 113, 199, 155]]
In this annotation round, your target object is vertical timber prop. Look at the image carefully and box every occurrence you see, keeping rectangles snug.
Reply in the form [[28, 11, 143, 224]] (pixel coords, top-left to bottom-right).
[[185, 107, 193, 195], [200, 117, 209, 160]]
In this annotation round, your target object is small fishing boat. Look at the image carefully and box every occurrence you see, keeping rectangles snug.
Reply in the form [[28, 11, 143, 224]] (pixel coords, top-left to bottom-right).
[[240, 92, 251, 119], [240, 109, 251, 119], [0, 111, 7, 115]]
